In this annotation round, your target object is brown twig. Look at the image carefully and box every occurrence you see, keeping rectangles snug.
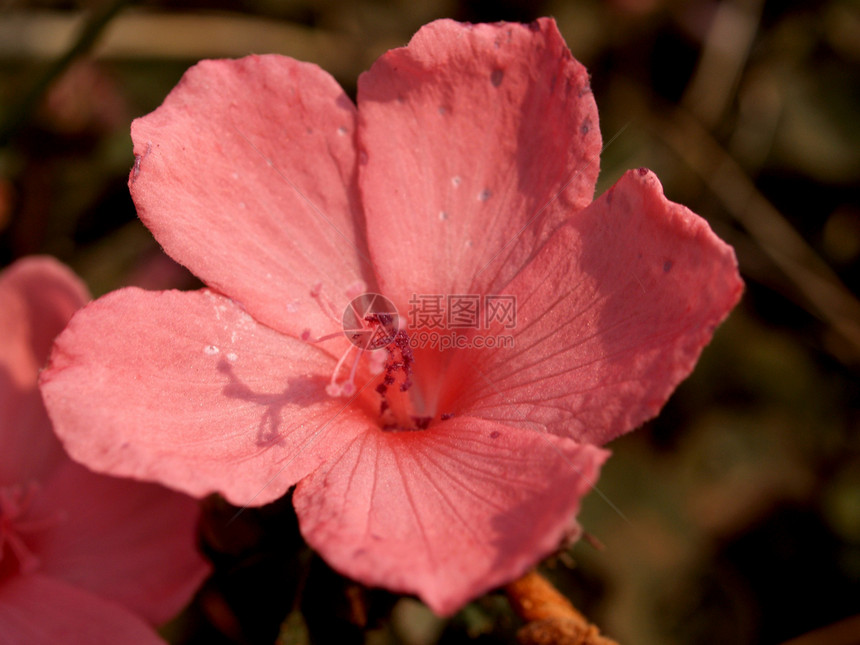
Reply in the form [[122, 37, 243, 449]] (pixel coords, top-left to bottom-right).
[[505, 570, 619, 645]]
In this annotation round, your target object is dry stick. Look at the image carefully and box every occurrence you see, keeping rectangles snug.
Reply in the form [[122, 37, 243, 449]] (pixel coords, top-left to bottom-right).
[[657, 106, 860, 363], [681, 0, 765, 129], [505, 570, 618, 645]]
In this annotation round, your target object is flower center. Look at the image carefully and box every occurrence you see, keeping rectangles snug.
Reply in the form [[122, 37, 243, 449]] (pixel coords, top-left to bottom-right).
[[302, 286, 439, 431], [0, 482, 59, 579], [374, 329, 433, 431]]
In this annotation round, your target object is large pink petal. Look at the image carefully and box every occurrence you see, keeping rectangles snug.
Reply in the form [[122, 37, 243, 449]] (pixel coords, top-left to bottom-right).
[[294, 417, 608, 616], [31, 459, 208, 625], [0, 575, 165, 644], [40, 288, 370, 506], [0, 257, 89, 484], [358, 18, 601, 303], [444, 169, 744, 445], [130, 55, 371, 340]]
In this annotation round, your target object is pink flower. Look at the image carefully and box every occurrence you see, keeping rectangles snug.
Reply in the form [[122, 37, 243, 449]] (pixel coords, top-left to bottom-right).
[[0, 258, 209, 643], [39, 19, 742, 615]]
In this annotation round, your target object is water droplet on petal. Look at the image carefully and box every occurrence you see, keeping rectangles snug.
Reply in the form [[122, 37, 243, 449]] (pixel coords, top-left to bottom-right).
[[451, 176, 461, 187], [204, 345, 219, 355], [439, 211, 449, 221], [478, 189, 492, 202], [337, 126, 348, 136], [490, 69, 504, 87]]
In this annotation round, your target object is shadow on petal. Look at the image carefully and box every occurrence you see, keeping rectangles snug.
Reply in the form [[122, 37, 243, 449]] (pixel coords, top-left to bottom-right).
[[216, 357, 335, 447]]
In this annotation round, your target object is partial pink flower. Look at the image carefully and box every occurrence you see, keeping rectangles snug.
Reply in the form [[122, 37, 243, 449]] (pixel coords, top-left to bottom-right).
[[39, 19, 742, 615], [0, 257, 209, 643]]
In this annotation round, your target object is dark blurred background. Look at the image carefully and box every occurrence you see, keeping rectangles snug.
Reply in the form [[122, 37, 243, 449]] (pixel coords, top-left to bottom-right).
[[1, 1, 858, 644]]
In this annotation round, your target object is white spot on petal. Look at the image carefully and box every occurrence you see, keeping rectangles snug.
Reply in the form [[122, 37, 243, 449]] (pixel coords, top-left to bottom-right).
[[346, 281, 367, 298], [226, 352, 238, 362], [204, 345, 220, 355]]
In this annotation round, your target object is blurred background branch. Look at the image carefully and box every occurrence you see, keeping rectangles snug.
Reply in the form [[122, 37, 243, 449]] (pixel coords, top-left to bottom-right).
[[0, 0, 130, 146]]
